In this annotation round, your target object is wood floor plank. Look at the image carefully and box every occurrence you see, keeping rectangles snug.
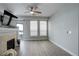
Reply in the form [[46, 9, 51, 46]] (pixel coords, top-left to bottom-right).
[[16, 40, 71, 56]]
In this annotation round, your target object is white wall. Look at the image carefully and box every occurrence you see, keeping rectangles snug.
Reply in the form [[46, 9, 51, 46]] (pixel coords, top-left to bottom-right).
[[48, 4, 79, 56]]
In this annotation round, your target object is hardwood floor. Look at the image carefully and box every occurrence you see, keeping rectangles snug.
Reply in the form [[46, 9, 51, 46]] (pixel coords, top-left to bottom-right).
[[16, 40, 71, 56]]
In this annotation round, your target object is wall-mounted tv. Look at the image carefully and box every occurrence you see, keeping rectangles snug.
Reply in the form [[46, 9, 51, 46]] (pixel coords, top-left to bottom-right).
[[1, 10, 18, 26]]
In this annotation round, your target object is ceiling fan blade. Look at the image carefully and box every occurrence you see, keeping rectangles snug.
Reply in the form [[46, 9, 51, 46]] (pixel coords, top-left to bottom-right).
[[33, 11, 42, 14], [25, 4, 42, 15], [24, 10, 30, 13]]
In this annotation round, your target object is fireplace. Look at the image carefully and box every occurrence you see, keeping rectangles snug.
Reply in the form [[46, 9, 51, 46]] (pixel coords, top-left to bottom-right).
[[7, 38, 15, 50]]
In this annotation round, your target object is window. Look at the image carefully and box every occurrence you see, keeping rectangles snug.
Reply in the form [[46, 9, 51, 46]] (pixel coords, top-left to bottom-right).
[[30, 21, 47, 37], [17, 24, 23, 35], [30, 21, 38, 36], [40, 21, 47, 36]]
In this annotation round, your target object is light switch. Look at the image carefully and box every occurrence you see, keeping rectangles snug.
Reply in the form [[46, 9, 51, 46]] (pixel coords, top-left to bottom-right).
[[67, 30, 72, 34]]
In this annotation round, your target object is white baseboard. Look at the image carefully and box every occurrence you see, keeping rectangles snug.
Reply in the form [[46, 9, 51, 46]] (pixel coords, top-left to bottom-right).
[[49, 39, 77, 56]]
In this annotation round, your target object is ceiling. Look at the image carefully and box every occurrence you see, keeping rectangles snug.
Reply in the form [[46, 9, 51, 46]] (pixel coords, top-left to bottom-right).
[[0, 3, 64, 17]]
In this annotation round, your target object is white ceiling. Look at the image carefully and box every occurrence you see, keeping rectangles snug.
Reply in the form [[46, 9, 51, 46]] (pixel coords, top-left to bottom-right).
[[0, 3, 64, 17]]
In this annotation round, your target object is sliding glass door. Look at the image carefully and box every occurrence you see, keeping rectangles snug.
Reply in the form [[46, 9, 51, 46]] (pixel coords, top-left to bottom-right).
[[16, 24, 23, 35]]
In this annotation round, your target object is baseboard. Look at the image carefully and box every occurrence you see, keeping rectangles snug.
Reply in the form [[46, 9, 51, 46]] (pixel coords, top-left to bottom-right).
[[22, 38, 48, 41], [49, 39, 77, 56]]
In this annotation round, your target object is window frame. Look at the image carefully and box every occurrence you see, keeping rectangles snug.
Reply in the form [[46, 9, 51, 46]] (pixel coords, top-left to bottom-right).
[[39, 20, 48, 36], [30, 20, 38, 37], [30, 20, 48, 37]]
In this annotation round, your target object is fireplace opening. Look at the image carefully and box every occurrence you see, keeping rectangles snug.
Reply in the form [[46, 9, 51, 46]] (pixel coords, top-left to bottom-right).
[[7, 38, 15, 50]]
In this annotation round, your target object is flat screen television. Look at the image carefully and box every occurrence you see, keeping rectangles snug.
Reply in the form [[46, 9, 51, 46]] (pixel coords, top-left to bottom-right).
[[1, 10, 18, 26]]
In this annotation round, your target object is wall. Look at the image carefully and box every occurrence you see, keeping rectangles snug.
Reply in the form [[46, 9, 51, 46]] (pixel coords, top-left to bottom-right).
[[11, 16, 48, 40], [78, 12, 79, 56], [48, 4, 79, 56]]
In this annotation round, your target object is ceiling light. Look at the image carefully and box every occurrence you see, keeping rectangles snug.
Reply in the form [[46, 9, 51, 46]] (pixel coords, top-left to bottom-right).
[[30, 11, 34, 14]]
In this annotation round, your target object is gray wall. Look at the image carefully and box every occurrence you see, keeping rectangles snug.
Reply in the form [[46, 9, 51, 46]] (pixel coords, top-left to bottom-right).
[[11, 16, 48, 40], [48, 4, 79, 56], [78, 12, 79, 56]]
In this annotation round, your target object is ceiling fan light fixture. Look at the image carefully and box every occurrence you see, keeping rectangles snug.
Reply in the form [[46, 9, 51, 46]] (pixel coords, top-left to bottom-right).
[[30, 11, 34, 14], [30, 11, 37, 15], [25, 5, 42, 16]]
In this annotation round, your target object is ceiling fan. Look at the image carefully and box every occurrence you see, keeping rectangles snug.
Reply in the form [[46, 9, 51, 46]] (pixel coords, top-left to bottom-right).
[[25, 6, 42, 15]]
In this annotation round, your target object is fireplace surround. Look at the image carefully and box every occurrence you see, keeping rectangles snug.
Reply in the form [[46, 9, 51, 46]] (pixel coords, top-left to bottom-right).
[[0, 27, 18, 55]]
